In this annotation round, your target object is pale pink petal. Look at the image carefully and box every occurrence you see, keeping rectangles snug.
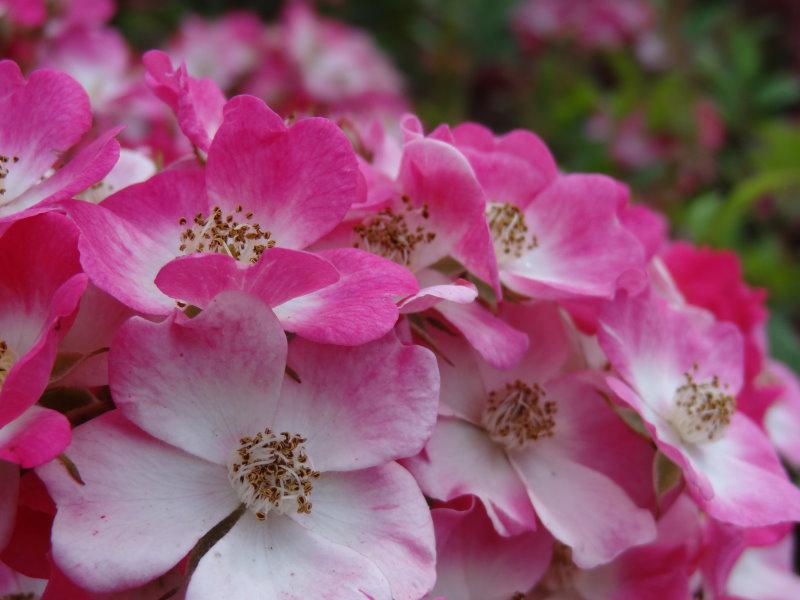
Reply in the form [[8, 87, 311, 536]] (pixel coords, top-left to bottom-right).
[[0, 406, 71, 468], [36, 411, 239, 593], [76, 148, 156, 204], [502, 174, 646, 300], [726, 536, 800, 600], [398, 277, 477, 314], [296, 464, 435, 600], [0, 560, 46, 599], [764, 360, 800, 466], [206, 95, 360, 249], [430, 496, 552, 600], [111, 291, 287, 464], [435, 299, 529, 370], [682, 413, 800, 526], [403, 417, 538, 537], [187, 511, 392, 600], [275, 248, 418, 345], [274, 332, 438, 471]]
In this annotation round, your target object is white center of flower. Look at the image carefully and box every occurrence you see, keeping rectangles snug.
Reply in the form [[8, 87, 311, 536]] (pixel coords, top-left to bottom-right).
[[0, 339, 14, 392], [486, 202, 538, 261], [178, 205, 275, 264], [227, 428, 320, 520], [482, 380, 556, 449], [670, 368, 735, 444], [0, 154, 20, 203], [353, 195, 436, 266]]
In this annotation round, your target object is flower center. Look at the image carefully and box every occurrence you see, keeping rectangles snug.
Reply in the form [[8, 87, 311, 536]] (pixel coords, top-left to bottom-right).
[[353, 196, 436, 266], [0, 339, 15, 392], [227, 428, 320, 520], [0, 154, 20, 201], [486, 202, 538, 260], [670, 368, 735, 444], [178, 205, 275, 264], [482, 380, 556, 449]]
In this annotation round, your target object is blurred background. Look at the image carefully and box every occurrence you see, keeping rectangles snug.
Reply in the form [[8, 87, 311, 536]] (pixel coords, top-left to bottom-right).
[[108, 0, 800, 371], [4, 0, 798, 370]]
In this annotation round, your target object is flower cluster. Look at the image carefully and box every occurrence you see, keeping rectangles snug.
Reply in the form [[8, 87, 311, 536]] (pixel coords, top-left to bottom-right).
[[1, 2, 799, 600]]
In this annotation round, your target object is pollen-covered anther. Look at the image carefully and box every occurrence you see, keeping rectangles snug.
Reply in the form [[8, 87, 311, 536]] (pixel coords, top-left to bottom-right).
[[486, 202, 538, 258], [671, 368, 735, 444], [353, 195, 436, 266], [0, 154, 20, 197], [177, 205, 275, 264], [482, 379, 556, 449], [227, 428, 320, 518], [0, 339, 14, 392]]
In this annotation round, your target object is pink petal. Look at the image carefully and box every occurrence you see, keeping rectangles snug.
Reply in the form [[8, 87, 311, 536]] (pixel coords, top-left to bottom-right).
[[682, 413, 800, 526], [206, 95, 360, 249], [0, 560, 45, 599], [0, 461, 19, 550], [765, 360, 800, 466], [403, 417, 538, 537], [451, 122, 557, 209], [155, 249, 339, 309], [110, 291, 287, 464], [275, 248, 418, 345], [435, 299, 529, 370], [274, 332, 439, 471], [76, 148, 156, 204], [4, 128, 121, 217], [430, 496, 552, 600], [397, 138, 500, 293], [0, 213, 86, 426], [502, 174, 646, 300], [0, 67, 90, 204], [187, 511, 392, 599], [67, 168, 208, 314], [143, 50, 226, 152], [398, 276, 477, 314], [36, 411, 238, 593], [297, 464, 436, 600], [0, 406, 71, 468]]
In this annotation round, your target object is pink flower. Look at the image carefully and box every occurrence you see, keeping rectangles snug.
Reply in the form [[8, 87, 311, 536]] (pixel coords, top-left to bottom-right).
[[429, 495, 552, 600], [404, 302, 656, 567], [0, 213, 87, 467], [0, 60, 120, 223], [38, 291, 439, 598], [0, 0, 46, 28], [437, 122, 647, 301], [597, 290, 800, 526], [68, 95, 362, 315]]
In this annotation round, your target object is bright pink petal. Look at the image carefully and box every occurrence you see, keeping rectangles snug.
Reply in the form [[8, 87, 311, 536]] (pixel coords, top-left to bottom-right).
[[76, 148, 156, 204], [451, 123, 557, 209], [502, 174, 646, 300], [143, 50, 226, 151], [435, 299, 529, 370], [36, 411, 238, 593], [0, 406, 71, 468], [275, 248, 418, 345], [0, 213, 86, 426], [403, 417, 538, 537], [430, 496, 552, 600], [0, 67, 90, 205], [67, 168, 208, 314], [296, 464, 436, 600], [111, 291, 287, 464], [155, 249, 339, 309], [188, 510, 392, 599], [396, 138, 499, 293], [206, 95, 361, 249], [274, 332, 438, 471], [4, 128, 121, 216]]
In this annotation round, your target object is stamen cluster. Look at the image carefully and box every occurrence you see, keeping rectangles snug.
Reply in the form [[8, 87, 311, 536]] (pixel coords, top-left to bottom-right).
[[672, 368, 735, 443], [178, 205, 275, 263], [353, 195, 435, 265], [482, 380, 556, 449], [486, 202, 538, 258]]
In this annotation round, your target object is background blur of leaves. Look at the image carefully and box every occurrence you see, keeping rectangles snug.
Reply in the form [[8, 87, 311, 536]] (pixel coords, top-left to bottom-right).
[[116, 0, 800, 369]]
